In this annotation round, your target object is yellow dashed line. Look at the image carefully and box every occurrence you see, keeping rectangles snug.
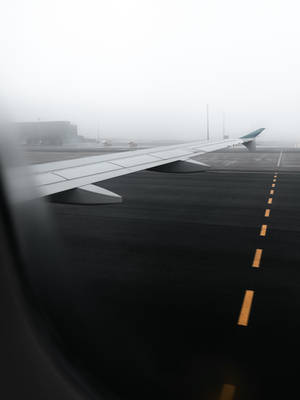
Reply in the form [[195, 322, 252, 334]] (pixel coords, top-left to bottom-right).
[[260, 224, 267, 236], [226, 171, 276, 384], [238, 290, 254, 326], [252, 249, 263, 268], [219, 384, 236, 400]]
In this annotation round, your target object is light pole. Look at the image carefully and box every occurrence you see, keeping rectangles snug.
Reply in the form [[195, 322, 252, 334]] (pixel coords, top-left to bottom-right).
[[206, 104, 210, 141]]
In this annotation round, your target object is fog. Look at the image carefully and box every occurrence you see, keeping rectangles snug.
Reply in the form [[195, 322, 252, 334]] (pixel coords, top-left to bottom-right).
[[1, 0, 300, 141]]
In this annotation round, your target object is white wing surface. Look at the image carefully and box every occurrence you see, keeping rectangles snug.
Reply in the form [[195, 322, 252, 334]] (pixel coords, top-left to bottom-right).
[[28, 129, 264, 203]]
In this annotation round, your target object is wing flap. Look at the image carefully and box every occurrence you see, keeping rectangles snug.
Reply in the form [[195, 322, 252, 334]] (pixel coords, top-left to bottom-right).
[[151, 148, 193, 159], [110, 154, 160, 167], [53, 161, 121, 180], [34, 172, 65, 185]]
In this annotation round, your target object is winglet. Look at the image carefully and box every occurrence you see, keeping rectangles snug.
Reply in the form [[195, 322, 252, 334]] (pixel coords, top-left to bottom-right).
[[240, 128, 265, 140]]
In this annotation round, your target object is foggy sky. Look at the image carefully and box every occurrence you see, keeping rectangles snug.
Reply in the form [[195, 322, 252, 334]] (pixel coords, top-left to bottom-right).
[[1, 0, 300, 141]]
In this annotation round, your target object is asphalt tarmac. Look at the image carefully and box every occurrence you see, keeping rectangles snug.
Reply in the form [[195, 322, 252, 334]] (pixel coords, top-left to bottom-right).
[[27, 148, 300, 399]]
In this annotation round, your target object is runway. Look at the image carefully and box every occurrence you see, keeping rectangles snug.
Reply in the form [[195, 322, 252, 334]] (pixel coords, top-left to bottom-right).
[[28, 148, 300, 399]]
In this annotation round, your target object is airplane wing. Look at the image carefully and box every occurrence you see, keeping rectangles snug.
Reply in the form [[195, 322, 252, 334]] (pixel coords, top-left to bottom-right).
[[27, 128, 265, 204]]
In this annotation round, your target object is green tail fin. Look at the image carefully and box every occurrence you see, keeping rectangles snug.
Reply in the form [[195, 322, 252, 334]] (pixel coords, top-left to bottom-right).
[[240, 128, 265, 139]]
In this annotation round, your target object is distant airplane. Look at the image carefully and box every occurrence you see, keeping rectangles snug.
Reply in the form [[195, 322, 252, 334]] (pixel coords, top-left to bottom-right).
[[28, 128, 264, 205], [101, 139, 112, 146], [128, 141, 137, 148]]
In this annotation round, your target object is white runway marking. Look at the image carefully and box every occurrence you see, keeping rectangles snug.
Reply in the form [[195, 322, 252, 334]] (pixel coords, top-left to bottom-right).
[[277, 151, 283, 167]]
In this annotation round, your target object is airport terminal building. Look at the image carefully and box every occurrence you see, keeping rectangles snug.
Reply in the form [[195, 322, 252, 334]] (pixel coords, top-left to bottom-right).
[[16, 121, 79, 145]]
